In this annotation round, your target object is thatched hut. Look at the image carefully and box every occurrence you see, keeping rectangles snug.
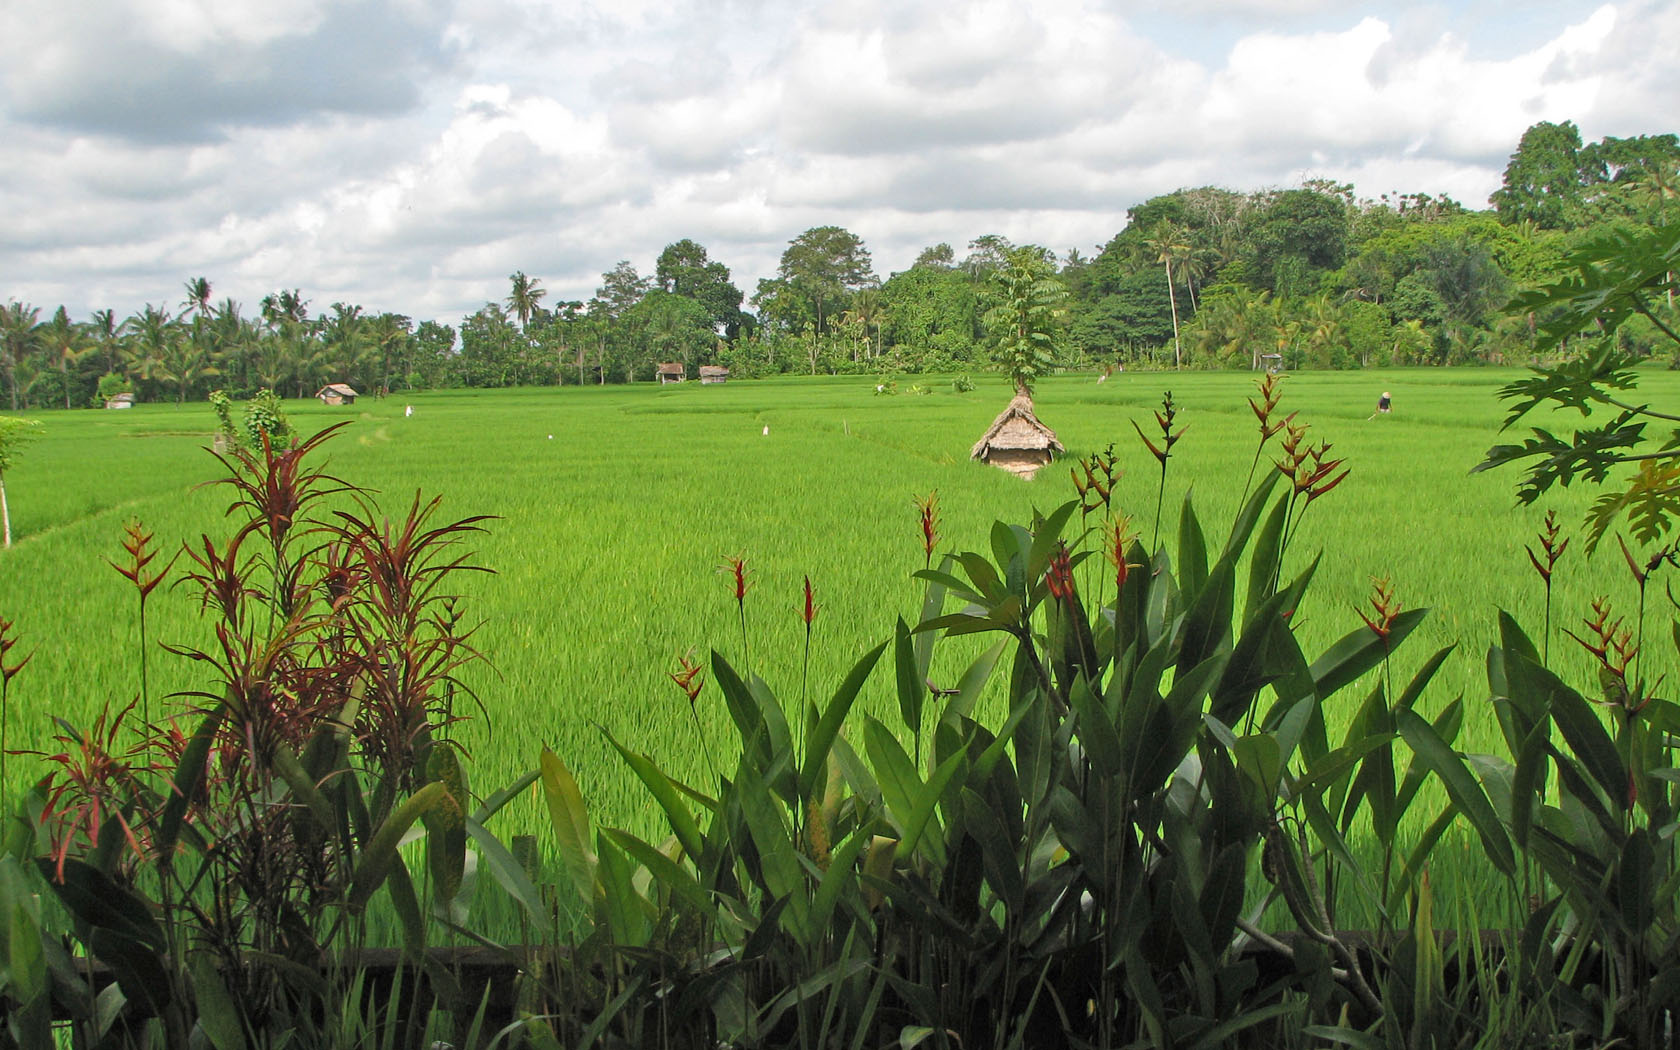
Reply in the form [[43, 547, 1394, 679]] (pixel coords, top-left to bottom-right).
[[699, 365, 730, 385], [104, 392, 134, 410], [656, 363, 686, 384], [971, 393, 1063, 479], [315, 384, 359, 406]]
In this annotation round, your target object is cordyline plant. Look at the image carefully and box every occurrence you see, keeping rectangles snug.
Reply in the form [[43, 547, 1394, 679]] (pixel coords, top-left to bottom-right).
[[0, 423, 500, 1049]]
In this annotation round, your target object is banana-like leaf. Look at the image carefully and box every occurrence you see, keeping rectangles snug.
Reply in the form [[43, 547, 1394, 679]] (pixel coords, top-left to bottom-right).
[[538, 748, 596, 909], [602, 828, 713, 917], [894, 748, 968, 862], [1177, 489, 1208, 596], [1396, 709, 1514, 876], [464, 818, 546, 924], [605, 732, 704, 861], [190, 953, 248, 1050], [348, 780, 451, 913], [894, 619, 924, 742], [800, 640, 887, 804], [1309, 608, 1428, 700], [425, 746, 468, 908]]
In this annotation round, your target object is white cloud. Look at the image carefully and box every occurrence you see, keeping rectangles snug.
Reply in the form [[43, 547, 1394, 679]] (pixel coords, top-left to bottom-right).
[[0, 0, 1667, 324]]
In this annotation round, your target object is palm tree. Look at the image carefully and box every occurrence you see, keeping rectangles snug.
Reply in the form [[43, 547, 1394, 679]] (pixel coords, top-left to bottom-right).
[[123, 304, 176, 398], [0, 302, 42, 411], [181, 277, 212, 318], [320, 303, 367, 390], [1145, 221, 1192, 369], [506, 272, 547, 331], [43, 307, 95, 409], [89, 309, 123, 377]]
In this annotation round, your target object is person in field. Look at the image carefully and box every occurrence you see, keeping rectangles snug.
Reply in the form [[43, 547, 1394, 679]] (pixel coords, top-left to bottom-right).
[[1368, 391, 1391, 420]]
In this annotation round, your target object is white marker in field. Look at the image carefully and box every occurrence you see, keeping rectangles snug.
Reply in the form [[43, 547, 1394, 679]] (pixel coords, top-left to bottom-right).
[[405, 405, 413, 417], [548, 434, 553, 439], [762, 425, 769, 436]]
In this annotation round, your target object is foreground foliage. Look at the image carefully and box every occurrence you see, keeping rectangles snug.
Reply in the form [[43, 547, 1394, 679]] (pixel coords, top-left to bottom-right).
[[0, 368, 1678, 1047]]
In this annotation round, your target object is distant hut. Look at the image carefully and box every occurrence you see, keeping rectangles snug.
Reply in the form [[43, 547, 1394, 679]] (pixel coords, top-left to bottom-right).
[[315, 383, 359, 406], [656, 363, 686, 384], [970, 393, 1063, 479], [104, 392, 134, 410], [699, 365, 730, 385]]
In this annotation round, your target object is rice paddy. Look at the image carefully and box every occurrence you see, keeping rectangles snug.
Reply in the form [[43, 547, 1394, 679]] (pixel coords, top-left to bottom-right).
[[0, 368, 1665, 850]]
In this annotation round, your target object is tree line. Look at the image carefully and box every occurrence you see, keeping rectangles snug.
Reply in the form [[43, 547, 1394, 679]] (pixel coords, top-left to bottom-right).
[[1, 119, 1676, 409]]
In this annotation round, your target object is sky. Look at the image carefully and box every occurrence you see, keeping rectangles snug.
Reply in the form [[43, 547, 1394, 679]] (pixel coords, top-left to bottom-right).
[[1, 0, 1676, 327]]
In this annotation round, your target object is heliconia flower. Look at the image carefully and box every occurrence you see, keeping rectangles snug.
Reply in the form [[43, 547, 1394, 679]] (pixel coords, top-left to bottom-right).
[[915, 492, 941, 568], [1133, 392, 1185, 467], [802, 574, 818, 626], [1526, 510, 1568, 584], [107, 519, 176, 601], [1356, 576, 1400, 640], [720, 554, 751, 605], [1044, 544, 1075, 602], [1103, 515, 1137, 593], [670, 651, 705, 705], [0, 619, 31, 685], [1565, 598, 1632, 688], [1616, 533, 1666, 586]]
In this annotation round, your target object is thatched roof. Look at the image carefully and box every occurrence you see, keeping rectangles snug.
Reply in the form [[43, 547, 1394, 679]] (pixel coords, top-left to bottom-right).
[[970, 393, 1063, 461], [655, 362, 685, 376], [317, 384, 358, 398]]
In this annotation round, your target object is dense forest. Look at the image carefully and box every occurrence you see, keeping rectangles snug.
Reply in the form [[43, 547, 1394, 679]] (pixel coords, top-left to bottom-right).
[[2, 119, 1677, 409]]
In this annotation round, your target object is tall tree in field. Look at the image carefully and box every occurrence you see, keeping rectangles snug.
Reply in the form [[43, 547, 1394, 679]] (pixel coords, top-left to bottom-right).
[[43, 306, 93, 409], [0, 303, 41, 411], [983, 244, 1067, 396], [1491, 120, 1593, 230], [764, 226, 876, 337], [1145, 220, 1192, 368], [506, 271, 547, 330], [0, 415, 41, 547], [656, 239, 747, 340], [89, 309, 122, 377]]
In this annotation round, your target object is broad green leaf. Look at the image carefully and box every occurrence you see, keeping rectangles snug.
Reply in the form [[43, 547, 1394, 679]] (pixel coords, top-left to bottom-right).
[[1396, 709, 1514, 876], [1309, 608, 1428, 700], [192, 953, 249, 1050], [800, 640, 887, 804], [894, 748, 968, 861], [1177, 489, 1208, 596], [602, 829, 713, 916], [894, 618, 924, 741], [425, 745, 468, 907], [465, 818, 545, 923], [606, 733, 704, 861], [349, 781, 451, 913], [539, 749, 596, 908]]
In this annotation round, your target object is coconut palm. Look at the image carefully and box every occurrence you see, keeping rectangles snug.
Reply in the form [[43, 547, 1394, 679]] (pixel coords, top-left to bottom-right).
[[43, 307, 95, 409], [181, 277, 213, 318], [0, 302, 42, 411], [89, 308, 123, 377], [506, 271, 547, 331], [1145, 221, 1193, 369]]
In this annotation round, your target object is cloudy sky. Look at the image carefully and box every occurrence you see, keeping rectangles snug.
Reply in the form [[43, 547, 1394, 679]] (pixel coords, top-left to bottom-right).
[[2, 0, 1676, 326]]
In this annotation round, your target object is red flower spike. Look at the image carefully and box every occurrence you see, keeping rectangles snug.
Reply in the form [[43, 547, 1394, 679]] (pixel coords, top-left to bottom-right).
[[670, 651, 705, 705], [1044, 545, 1075, 603], [915, 492, 941, 569], [802, 575, 818, 626], [720, 555, 751, 605]]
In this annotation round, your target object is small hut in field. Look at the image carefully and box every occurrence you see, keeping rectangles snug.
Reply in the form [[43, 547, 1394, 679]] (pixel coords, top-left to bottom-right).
[[656, 363, 686, 384], [971, 393, 1063, 479], [315, 384, 359, 406], [104, 392, 134, 410], [699, 365, 730, 385]]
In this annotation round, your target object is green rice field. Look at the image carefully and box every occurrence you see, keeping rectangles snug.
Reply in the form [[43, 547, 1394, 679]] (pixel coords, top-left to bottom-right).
[[0, 368, 1664, 850]]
